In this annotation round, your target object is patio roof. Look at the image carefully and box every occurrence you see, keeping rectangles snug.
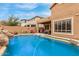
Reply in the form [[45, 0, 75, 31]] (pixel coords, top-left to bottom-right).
[[37, 17, 51, 24]]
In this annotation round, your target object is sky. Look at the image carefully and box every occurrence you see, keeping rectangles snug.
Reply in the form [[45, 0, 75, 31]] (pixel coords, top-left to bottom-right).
[[0, 3, 51, 20]]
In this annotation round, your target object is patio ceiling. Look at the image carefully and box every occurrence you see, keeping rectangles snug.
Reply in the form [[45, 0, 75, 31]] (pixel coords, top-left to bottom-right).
[[37, 17, 51, 24]]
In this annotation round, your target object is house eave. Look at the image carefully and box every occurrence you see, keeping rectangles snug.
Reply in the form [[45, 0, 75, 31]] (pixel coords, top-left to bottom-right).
[[50, 3, 57, 9]]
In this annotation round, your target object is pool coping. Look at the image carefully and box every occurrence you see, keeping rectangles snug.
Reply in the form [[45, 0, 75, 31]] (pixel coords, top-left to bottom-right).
[[15, 33, 79, 46], [34, 33, 71, 43], [14, 33, 70, 43]]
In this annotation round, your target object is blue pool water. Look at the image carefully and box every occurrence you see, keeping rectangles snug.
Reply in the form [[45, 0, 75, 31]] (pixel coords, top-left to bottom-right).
[[3, 35, 79, 56]]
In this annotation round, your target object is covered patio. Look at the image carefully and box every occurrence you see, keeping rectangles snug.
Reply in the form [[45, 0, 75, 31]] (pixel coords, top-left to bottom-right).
[[37, 17, 51, 34]]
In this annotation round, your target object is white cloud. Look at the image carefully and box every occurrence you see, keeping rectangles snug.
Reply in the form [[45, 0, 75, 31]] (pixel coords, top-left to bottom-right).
[[16, 3, 38, 10], [14, 12, 37, 19], [36, 10, 51, 18], [0, 7, 9, 12], [0, 13, 10, 20], [40, 3, 52, 7], [0, 3, 51, 20], [14, 10, 51, 19], [41, 11, 51, 16], [15, 12, 35, 16]]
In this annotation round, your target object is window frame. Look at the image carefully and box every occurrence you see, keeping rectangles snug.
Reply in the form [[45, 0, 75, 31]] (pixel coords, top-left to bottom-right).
[[53, 17, 74, 35], [31, 25, 36, 27]]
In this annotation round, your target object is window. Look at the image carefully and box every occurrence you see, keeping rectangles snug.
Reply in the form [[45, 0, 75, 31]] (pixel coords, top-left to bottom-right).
[[45, 24, 50, 30], [66, 19, 71, 33], [57, 21, 62, 32], [27, 25, 30, 27], [62, 20, 66, 32], [31, 25, 36, 27], [54, 18, 72, 33], [24, 25, 27, 27], [54, 21, 57, 32]]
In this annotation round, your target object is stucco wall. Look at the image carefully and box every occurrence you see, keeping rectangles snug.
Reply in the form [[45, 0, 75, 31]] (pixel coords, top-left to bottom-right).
[[51, 3, 79, 39], [73, 16, 79, 35], [51, 3, 79, 20]]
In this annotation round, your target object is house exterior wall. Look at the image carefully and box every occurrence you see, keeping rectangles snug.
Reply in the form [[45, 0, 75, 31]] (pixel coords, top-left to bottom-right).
[[20, 17, 42, 32], [73, 15, 79, 35], [21, 20, 37, 27], [51, 3, 79, 39]]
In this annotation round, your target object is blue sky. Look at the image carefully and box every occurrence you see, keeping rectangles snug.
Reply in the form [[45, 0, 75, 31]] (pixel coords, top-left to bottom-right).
[[0, 3, 51, 20]]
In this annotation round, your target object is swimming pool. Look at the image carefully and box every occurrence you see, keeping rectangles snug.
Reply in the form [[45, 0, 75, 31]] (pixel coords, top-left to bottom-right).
[[3, 35, 79, 56]]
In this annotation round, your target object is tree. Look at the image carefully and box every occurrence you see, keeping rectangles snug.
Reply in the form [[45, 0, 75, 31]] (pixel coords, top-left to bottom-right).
[[7, 16, 19, 26], [0, 20, 7, 25]]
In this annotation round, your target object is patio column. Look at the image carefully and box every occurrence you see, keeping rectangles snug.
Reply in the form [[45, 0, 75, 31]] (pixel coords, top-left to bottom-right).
[[36, 23, 39, 33]]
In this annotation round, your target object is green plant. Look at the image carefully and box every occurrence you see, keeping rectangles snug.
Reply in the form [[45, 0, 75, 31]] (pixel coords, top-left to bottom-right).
[[0, 15, 20, 26], [0, 20, 7, 25], [6, 16, 19, 26]]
